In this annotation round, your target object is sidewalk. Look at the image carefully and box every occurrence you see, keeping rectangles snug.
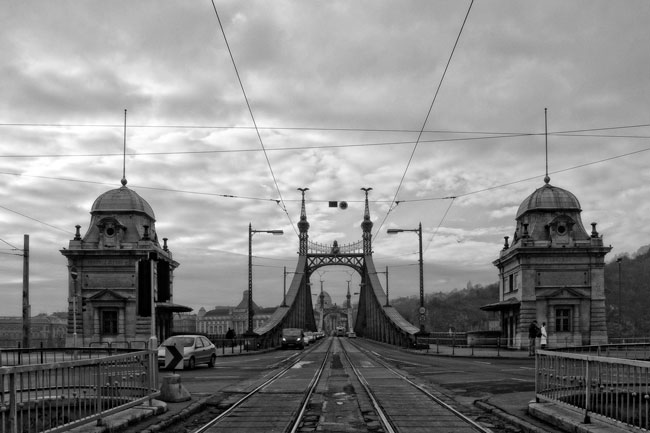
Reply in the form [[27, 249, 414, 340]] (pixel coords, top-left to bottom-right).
[[413, 344, 632, 433]]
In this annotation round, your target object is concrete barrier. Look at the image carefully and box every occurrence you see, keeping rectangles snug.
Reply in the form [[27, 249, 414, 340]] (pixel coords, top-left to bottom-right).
[[159, 374, 191, 402]]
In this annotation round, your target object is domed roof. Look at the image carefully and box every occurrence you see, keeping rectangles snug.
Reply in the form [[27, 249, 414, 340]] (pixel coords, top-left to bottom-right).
[[91, 185, 155, 219], [516, 181, 581, 219]]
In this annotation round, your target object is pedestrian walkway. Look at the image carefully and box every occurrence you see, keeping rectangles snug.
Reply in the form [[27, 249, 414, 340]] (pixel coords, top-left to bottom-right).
[[411, 344, 632, 433]]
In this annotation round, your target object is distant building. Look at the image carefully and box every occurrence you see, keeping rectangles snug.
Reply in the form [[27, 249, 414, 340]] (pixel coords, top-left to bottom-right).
[[483, 177, 611, 349], [0, 313, 67, 348], [60, 179, 191, 348], [197, 291, 274, 337], [172, 312, 197, 334]]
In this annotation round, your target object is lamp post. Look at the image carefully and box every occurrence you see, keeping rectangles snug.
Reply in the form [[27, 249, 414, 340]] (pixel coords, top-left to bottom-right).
[[283, 266, 288, 307], [617, 257, 622, 336], [248, 223, 283, 336], [375, 266, 390, 307], [388, 222, 427, 334]]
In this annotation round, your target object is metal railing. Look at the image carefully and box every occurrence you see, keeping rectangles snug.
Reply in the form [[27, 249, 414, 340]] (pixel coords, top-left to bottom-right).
[[307, 240, 363, 254], [536, 349, 650, 430], [415, 334, 511, 357], [547, 342, 650, 361], [0, 350, 159, 433], [0, 346, 144, 367]]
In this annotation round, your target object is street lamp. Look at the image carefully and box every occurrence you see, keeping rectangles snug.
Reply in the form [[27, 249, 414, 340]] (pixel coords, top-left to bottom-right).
[[374, 266, 390, 307], [388, 222, 427, 334], [247, 223, 283, 336], [617, 257, 622, 336]]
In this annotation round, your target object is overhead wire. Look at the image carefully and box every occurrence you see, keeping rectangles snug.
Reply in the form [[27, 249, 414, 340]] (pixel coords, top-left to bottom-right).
[[375, 0, 475, 239], [0, 204, 73, 235], [0, 237, 21, 251], [1, 141, 648, 260], [210, 1, 297, 236], [3, 126, 650, 160], [1, 142, 648, 210], [1, 121, 649, 135]]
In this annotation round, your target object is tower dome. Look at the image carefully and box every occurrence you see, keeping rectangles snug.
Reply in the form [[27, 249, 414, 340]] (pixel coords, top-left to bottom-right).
[[516, 182, 581, 219], [91, 185, 155, 220], [512, 177, 589, 244]]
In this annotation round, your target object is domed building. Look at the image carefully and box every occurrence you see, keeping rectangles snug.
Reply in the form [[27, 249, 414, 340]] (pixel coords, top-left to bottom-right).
[[60, 180, 190, 348], [483, 177, 612, 349]]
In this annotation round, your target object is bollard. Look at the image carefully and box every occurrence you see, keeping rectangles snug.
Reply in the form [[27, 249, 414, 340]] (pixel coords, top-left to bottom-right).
[[159, 374, 191, 402]]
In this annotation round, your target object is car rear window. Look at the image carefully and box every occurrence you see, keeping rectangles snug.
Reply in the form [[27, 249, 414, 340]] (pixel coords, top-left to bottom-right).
[[164, 336, 195, 347]]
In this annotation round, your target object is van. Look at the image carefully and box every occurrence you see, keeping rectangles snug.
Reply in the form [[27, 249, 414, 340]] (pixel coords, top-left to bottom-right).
[[281, 328, 304, 349]]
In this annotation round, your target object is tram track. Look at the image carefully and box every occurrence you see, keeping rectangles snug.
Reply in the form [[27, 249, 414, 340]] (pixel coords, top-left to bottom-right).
[[340, 338, 493, 433], [190, 338, 333, 433], [159, 337, 507, 432]]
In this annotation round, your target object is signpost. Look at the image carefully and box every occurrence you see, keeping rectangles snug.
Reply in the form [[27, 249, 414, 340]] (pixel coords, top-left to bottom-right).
[[164, 342, 184, 370]]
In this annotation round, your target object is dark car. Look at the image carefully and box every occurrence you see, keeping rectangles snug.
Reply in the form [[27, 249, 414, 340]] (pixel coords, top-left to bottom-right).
[[281, 328, 304, 349], [158, 335, 217, 369]]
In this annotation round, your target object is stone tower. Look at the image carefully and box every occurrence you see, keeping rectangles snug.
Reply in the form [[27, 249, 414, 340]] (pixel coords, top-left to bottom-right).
[[485, 176, 611, 349], [60, 180, 188, 348]]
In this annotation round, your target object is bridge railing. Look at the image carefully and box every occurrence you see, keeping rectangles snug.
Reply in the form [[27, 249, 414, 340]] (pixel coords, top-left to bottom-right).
[[0, 345, 146, 367], [536, 348, 650, 430], [307, 240, 363, 255], [0, 350, 158, 433], [545, 342, 650, 361]]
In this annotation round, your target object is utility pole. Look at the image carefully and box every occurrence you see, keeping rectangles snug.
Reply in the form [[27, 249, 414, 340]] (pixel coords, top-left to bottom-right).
[[22, 234, 30, 348]]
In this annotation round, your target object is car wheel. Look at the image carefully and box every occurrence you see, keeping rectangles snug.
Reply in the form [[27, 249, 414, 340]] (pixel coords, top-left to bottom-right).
[[188, 357, 196, 370], [208, 354, 216, 368]]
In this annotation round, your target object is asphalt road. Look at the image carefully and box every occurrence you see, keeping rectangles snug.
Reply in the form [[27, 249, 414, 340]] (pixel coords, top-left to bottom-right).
[[118, 339, 541, 433]]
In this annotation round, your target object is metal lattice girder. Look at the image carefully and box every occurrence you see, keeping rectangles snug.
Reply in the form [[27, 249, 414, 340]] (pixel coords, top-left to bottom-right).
[[307, 253, 364, 272]]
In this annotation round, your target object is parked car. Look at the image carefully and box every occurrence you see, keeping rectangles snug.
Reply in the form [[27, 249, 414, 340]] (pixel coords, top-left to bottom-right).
[[346, 331, 357, 338], [158, 335, 217, 369], [281, 328, 304, 349], [303, 331, 315, 345]]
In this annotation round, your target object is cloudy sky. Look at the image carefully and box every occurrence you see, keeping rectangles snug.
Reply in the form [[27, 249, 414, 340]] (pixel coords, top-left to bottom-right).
[[1, 1, 648, 317]]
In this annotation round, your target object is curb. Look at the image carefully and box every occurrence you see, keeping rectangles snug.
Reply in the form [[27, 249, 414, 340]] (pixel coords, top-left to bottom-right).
[[140, 395, 215, 433], [474, 399, 553, 433]]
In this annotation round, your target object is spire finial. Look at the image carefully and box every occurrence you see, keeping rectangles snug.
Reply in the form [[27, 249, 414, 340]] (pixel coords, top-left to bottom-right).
[[121, 109, 128, 187], [360, 187, 373, 254], [361, 187, 373, 222], [297, 188, 310, 234], [544, 108, 550, 184], [297, 188, 309, 221]]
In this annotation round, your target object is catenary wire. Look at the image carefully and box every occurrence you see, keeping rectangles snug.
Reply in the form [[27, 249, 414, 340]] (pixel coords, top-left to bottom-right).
[[0, 204, 73, 235], [2, 121, 647, 135], [0, 237, 21, 251], [376, 0, 475, 238], [1, 144, 648, 207], [210, 1, 297, 236], [3, 129, 650, 160]]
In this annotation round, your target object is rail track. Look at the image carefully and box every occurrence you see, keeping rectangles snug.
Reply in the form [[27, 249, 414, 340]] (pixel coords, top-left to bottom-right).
[[177, 336, 496, 433]]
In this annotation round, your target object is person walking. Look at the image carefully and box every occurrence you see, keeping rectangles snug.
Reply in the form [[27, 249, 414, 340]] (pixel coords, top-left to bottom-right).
[[540, 322, 548, 349], [528, 320, 539, 356]]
